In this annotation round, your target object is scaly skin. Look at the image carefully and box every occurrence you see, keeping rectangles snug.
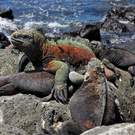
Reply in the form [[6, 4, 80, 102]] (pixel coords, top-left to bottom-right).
[[91, 41, 135, 86], [0, 71, 54, 97], [11, 29, 96, 103], [69, 58, 107, 131], [91, 41, 135, 70], [66, 58, 119, 134]]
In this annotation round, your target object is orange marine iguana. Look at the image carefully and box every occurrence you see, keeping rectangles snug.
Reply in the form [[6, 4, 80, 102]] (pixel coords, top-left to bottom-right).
[[11, 29, 96, 103]]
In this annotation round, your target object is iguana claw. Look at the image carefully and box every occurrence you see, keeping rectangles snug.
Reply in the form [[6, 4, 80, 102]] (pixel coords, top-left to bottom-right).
[[54, 83, 68, 104]]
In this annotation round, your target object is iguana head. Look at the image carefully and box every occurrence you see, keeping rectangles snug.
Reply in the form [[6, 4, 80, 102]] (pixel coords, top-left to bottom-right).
[[84, 58, 104, 81], [11, 29, 45, 65], [90, 41, 104, 56]]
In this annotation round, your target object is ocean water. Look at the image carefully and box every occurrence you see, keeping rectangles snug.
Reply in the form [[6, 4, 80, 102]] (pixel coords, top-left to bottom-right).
[[0, 0, 135, 26], [0, 0, 135, 37]]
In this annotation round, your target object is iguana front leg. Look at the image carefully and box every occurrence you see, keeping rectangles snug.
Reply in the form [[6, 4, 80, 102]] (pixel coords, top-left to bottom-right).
[[44, 60, 70, 104], [17, 54, 29, 72], [17, 54, 43, 72]]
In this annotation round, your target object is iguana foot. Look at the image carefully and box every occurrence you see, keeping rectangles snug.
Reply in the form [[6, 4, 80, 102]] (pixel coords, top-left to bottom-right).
[[54, 83, 68, 104]]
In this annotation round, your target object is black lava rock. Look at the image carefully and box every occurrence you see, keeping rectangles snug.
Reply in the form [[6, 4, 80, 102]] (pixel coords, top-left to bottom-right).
[[0, 8, 14, 20], [102, 5, 135, 33], [0, 32, 10, 48]]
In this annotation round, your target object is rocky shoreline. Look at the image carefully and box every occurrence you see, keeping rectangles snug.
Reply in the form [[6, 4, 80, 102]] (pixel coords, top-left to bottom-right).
[[0, 5, 135, 135]]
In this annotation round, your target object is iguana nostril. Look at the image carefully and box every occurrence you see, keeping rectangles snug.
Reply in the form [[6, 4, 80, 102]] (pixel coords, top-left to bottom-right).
[[84, 72, 89, 81]]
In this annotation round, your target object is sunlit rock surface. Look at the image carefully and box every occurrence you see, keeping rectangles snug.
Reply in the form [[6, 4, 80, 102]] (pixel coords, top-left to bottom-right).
[[0, 94, 71, 134], [0, 124, 28, 135], [0, 49, 18, 75], [0, 49, 33, 75], [81, 123, 135, 135]]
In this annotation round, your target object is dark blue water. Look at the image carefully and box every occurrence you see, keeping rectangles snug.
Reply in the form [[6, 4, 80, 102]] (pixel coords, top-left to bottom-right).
[[0, 0, 134, 26]]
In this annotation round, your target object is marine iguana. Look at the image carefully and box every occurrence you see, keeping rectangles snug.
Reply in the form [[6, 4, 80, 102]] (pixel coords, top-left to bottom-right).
[[69, 58, 119, 132], [56, 58, 122, 135], [90, 41, 135, 86], [11, 29, 96, 103], [0, 71, 54, 97], [91, 41, 135, 70]]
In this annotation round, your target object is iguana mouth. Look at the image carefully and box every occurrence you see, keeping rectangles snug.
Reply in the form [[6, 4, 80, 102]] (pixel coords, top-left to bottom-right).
[[11, 37, 24, 46], [11, 37, 27, 51]]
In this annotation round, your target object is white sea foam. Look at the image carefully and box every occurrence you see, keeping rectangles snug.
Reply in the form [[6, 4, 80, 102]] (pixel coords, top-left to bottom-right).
[[23, 21, 45, 30], [48, 22, 69, 28], [0, 17, 18, 35], [118, 20, 130, 24], [131, 34, 135, 40]]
